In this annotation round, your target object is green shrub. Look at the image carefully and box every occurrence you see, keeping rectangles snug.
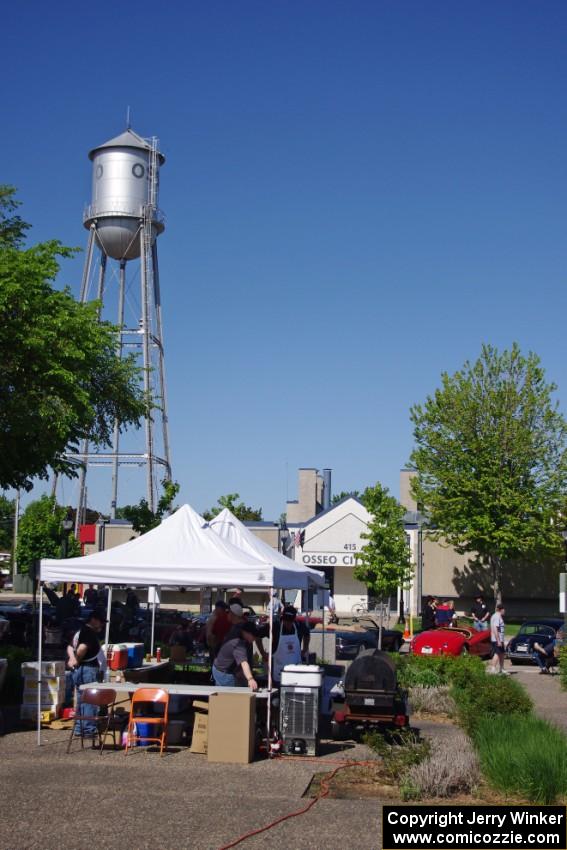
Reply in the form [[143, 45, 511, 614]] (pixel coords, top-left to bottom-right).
[[452, 673, 532, 735], [395, 653, 484, 689], [0, 644, 33, 703], [474, 715, 567, 804], [363, 728, 431, 782]]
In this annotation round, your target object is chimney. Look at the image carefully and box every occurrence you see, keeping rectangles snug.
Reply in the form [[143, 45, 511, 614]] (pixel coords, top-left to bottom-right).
[[323, 468, 332, 511]]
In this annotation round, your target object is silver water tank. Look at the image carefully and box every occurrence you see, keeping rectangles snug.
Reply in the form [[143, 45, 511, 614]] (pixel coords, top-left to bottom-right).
[[84, 128, 165, 261]]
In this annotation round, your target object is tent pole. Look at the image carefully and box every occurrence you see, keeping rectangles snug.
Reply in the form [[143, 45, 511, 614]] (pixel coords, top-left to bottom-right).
[[150, 587, 157, 657], [105, 586, 112, 646], [37, 582, 43, 746], [321, 583, 325, 665], [267, 585, 274, 747]]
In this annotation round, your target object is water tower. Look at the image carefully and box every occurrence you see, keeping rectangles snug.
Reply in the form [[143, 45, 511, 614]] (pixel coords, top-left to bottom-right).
[[72, 127, 172, 528]]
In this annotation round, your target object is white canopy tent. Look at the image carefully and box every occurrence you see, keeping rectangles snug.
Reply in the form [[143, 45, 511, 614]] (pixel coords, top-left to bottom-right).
[[208, 507, 326, 589], [37, 504, 324, 745], [41, 504, 323, 589]]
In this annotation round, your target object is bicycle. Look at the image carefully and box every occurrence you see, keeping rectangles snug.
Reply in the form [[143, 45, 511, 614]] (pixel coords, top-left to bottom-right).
[[350, 599, 390, 619]]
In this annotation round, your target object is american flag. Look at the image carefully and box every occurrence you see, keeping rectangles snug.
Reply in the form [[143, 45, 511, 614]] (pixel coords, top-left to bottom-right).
[[294, 529, 302, 548]]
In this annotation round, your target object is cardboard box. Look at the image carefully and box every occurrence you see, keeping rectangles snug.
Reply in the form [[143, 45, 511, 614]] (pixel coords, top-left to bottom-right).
[[21, 691, 63, 708], [190, 709, 208, 754], [20, 705, 58, 722], [23, 683, 66, 702], [21, 661, 65, 678], [207, 692, 256, 764], [23, 675, 65, 694]]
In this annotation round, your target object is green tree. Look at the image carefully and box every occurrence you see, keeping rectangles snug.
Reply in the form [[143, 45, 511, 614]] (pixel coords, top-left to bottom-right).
[[0, 188, 147, 491], [116, 479, 180, 534], [354, 482, 413, 646], [409, 343, 567, 603], [202, 493, 263, 522], [332, 490, 361, 504], [16, 496, 80, 575], [0, 186, 30, 248], [0, 493, 15, 556]]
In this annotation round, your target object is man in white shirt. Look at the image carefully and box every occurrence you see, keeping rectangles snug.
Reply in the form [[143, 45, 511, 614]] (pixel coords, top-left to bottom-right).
[[489, 603, 507, 674]]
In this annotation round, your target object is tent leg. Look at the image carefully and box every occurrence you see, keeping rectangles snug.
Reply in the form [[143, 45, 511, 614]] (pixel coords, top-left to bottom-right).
[[150, 587, 157, 657], [105, 586, 112, 646], [267, 586, 274, 749], [37, 583, 43, 746], [321, 585, 325, 665]]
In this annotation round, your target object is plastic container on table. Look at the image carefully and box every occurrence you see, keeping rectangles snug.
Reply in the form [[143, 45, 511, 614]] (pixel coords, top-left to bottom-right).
[[102, 643, 128, 670], [123, 643, 144, 668]]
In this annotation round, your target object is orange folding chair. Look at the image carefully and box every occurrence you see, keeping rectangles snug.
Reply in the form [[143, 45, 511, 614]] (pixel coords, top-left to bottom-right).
[[67, 687, 117, 754], [125, 688, 170, 755]]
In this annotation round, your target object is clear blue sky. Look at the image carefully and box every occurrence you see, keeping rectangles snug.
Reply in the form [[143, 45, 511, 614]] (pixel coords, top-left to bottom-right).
[[5, 1, 567, 519]]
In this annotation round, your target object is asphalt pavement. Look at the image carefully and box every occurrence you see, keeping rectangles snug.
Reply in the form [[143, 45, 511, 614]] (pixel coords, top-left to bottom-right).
[[0, 726, 381, 850]]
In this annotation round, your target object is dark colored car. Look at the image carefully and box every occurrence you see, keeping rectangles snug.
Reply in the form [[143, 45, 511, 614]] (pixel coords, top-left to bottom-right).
[[507, 618, 564, 665], [334, 628, 403, 660]]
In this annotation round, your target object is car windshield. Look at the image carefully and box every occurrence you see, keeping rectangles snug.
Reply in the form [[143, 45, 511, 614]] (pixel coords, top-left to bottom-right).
[[518, 624, 555, 637]]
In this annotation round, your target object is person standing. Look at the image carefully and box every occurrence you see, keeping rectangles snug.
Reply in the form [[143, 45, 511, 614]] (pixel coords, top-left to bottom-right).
[[83, 584, 99, 607], [489, 603, 507, 674], [471, 594, 490, 631], [67, 608, 108, 736], [268, 590, 283, 620], [205, 600, 230, 660], [327, 594, 339, 625], [267, 605, 310, 685], [421, 596, 437, 631]]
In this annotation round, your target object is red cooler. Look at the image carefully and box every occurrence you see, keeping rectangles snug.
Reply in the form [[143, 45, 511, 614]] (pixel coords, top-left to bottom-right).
[[104, 644, 128, 670]]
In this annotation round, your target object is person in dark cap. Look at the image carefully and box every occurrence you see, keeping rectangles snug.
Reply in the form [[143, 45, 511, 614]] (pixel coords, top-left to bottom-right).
[[264, 604, 310, 685], [212, 620, 259, 690], [67, 608, 108, 736], [471, 593, 489, 632]]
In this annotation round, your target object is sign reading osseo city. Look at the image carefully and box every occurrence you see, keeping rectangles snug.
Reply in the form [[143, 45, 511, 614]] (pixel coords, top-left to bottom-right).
[[302, 550, 358, 567]]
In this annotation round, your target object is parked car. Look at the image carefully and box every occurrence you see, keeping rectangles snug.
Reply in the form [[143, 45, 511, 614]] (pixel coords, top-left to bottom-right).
[[334, 628, 404, 660], [410, 625, 492, 658], [507, 618, 564, 665]]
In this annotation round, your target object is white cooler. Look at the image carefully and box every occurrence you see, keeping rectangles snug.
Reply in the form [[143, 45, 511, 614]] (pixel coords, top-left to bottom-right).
[[279, 665, 323, 757], [280, 664, 323, 688]]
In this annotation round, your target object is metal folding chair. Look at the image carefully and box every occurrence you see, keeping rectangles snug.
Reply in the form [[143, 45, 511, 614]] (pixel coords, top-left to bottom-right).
[[67, 687, 117, 754], [125, 688, 170, 756]]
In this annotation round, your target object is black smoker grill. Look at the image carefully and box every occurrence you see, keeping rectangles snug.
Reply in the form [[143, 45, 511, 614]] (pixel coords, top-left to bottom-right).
[[331, 650, 409, 740]]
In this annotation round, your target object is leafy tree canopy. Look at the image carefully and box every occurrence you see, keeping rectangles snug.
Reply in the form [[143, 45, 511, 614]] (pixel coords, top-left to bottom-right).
[[16, 496, 80, 575], [202, 493, 262, 522], [116, 479, 180, 535], [354, 482, 413, 599], [332, 490, 361, 504], [0, 493, 15, 556], [409, 343, 567, 600], [0, 186, 30, 249], [0, 187, 147, 491]]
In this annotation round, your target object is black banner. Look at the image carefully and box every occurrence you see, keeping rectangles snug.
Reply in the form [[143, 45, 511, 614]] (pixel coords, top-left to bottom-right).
[[382, 806, 567, 850]]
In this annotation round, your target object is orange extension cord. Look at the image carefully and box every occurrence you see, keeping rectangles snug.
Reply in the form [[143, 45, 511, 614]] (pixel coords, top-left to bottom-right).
[[217, 758, 377, 850]]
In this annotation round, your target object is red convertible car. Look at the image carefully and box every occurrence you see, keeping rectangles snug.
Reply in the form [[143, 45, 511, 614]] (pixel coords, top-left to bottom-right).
[[410, 626, 492, 658]]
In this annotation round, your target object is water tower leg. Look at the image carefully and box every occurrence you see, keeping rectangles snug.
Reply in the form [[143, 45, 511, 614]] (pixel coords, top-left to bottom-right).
[[79, 225, 96, 303], [140, 220, 155, 512], [75, 233, 101, 536], [110, 260, 127, 519], [151, 242, 172, 481]]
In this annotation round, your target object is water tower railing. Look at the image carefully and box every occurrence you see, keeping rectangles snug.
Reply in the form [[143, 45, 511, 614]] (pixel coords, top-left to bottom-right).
[[83, 201, 165, 226]]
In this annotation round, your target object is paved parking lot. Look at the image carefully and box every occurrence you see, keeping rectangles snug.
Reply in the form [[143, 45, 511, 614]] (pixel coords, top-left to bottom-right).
[[0, 726, 380, 850]]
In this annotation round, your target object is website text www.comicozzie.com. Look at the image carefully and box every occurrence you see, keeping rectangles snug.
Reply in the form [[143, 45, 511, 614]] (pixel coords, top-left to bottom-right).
[[382, 806, 567, 850]]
